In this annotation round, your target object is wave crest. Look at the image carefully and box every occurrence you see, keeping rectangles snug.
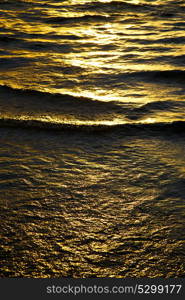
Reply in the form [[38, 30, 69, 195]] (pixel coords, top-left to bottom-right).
[[0, 116, 185, 135]]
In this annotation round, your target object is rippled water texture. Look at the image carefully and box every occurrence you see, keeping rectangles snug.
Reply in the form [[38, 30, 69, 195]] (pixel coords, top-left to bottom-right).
[[0, 0, 185, 277]]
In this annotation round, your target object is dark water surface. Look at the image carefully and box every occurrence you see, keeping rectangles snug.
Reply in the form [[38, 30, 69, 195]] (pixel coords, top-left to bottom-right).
[[0, 0, 185, 277]]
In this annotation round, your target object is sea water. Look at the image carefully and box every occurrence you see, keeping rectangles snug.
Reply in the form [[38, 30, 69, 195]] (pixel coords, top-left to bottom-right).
[[0, 0, 185, 277]]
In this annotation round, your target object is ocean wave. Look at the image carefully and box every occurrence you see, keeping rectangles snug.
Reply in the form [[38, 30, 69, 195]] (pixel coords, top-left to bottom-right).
[[0, 36, 20, 43], [0, 57, 34, 69], [87, 69, 185, 87], [0, 85, 124, 117], [0, 34, 79, 53], [156, 37, 185, 44], [78, 1, 155, 12], [137, 70, 185, 81], [0, 85, 114, 106], [108, 69, 185, 83], [0, 0, 29, 7], [34, 0, 155, 13], [1, 85, 185, 122], [130, 100, 185, 112], [44, 15, 110, 25], [125, 100, 185, 120], [127, 36, 185, 46], [0, 116, 185, 135]]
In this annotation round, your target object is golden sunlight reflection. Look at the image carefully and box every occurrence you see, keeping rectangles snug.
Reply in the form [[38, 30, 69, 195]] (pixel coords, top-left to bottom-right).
[[0, 0, 184, 115], [1, 113, 175, 127], [3, 114, 125, 126], [1, 0, 185, 280]]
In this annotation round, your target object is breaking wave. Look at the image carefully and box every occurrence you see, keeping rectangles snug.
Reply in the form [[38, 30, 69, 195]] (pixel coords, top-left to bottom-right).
[[0, 116, 185, 134]]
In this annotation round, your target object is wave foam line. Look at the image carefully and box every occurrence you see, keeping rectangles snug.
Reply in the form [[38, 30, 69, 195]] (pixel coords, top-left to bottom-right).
[[0, 117, 185, 134]]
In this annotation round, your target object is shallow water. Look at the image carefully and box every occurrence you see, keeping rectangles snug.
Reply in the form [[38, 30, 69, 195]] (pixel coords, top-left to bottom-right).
[[0, 0, 185, 277], [1, 128, 185, 277]]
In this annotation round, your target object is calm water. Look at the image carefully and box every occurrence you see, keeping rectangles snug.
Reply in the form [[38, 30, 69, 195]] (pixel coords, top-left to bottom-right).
[[0, 0, 185, 277]]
